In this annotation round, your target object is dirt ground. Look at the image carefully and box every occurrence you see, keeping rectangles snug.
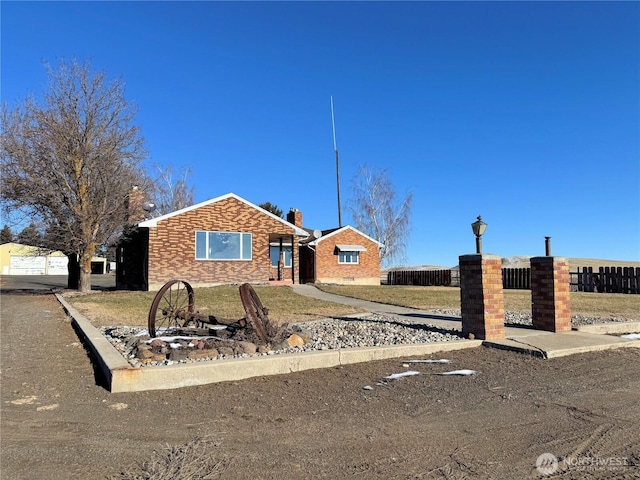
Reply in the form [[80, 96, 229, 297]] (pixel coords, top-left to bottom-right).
[[1, 288, 639, 479]]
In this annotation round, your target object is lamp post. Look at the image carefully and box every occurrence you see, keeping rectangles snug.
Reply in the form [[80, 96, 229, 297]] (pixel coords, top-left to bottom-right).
[[471, 216, 487, 254]]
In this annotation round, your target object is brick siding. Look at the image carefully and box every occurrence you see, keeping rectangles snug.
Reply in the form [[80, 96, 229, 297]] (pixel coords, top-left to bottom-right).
[[314, 228, 380, 285], [146, 197, 299, 289]]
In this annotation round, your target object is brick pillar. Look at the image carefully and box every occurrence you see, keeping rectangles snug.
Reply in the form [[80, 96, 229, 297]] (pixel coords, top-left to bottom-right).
[[530, 256, 571, 332], [459, 254, 505, 340]]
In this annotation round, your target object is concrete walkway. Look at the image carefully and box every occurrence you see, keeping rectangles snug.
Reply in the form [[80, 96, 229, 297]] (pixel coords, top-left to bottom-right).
[[292, 284, 640, 359]]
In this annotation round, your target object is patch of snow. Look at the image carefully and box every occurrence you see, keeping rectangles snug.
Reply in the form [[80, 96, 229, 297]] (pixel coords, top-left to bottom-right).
[[147, 335, 217, 343], [621, 333, 640, 339], [385, 370, 421, 380], [438, 369, 476, 376]]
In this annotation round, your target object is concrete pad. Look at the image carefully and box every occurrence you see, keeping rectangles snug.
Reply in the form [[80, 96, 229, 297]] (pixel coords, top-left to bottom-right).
[[55, 293, 481, 393], [574, 321, 640, 335], [485, 327, 640, 359]]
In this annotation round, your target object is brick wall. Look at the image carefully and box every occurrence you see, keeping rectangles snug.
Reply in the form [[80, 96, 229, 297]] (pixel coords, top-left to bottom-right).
[[314, 228, 380, 285], [459, 254, 505, 340], [146, 197, 300, 289], [531, 256, 571, 332]]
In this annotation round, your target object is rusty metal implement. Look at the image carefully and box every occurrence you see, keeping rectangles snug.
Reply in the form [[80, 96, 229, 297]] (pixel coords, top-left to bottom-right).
[[147, 280, 270, 344]]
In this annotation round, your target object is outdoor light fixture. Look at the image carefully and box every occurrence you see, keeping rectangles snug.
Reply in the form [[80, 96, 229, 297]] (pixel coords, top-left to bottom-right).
[[471, 216, 487, 254]]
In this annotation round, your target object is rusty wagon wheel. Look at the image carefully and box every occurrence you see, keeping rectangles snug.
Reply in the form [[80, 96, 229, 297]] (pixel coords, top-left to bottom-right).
[[148, 280, 195, 337], [238, 283, 269, 344]]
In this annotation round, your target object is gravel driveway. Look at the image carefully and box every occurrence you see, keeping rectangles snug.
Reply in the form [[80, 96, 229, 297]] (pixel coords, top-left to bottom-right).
[[2, 278, 639, 479]]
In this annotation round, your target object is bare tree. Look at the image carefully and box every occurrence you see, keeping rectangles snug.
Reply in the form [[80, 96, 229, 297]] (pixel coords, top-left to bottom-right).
[[1, 60, 148, 291], [151, 164, 195, 215], [348, 164, 413, 268]]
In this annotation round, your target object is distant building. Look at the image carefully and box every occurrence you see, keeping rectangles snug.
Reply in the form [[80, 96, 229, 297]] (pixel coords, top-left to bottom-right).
[[0, 243, 67, 275], [0, 242, 108, 275]]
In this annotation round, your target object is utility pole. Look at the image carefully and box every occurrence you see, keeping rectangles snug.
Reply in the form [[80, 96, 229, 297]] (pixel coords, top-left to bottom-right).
[[330, 96, 342, 227]]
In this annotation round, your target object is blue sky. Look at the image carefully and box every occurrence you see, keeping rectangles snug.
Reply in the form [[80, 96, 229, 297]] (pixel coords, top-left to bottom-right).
[[2, 1, 639, 267]]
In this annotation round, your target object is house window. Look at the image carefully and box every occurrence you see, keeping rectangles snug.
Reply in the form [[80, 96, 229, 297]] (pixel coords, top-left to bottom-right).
[[336, 244, 366, 265], [338, 251, 360, 264], [270, 245, 292, 267], [195, 231, 252, 260]]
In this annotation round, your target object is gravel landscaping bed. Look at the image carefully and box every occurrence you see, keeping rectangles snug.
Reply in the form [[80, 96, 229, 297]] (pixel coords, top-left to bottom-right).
[[100, 310, 640, 368], [100, 312, 466, 367]]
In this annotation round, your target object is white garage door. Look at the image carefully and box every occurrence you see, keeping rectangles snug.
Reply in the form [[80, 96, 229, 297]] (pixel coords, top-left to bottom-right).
[[47, 256, 69, 275], [10, 256, 46, 275]]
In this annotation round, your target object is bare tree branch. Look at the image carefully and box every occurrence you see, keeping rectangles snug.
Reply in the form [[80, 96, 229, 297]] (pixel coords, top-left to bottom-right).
[[151, 164, 195, 216], [348, 164, 413, 268]]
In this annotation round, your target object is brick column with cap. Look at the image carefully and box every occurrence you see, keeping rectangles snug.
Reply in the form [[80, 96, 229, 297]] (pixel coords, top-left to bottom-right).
[[459, 254, 505, 340], [530, 256, 571, 332]]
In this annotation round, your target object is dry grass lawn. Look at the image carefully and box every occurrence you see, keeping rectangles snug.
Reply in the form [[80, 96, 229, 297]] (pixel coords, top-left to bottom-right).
[[65, 285, 365, 327], [65, 283, 640, 328], [317, 285, 640, 319]]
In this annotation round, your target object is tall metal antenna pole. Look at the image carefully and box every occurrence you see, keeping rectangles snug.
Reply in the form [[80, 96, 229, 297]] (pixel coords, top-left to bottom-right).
[[331, 96, 343, 227]]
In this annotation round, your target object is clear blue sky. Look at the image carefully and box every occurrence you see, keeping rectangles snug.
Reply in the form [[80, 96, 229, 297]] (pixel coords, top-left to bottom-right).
[[2, 1, 639, 267]]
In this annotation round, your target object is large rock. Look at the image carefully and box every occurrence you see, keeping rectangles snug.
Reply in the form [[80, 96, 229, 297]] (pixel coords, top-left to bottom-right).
[[286, 334, 305, 348], [217, 346, 234, 357], [168, 348, 189, 362], [188, 349, 218, 360], [235, 341, 257, 355]]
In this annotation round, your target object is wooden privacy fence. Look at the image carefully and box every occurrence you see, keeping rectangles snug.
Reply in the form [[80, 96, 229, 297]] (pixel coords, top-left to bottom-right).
[[502, 268, 531, 290], [387, 268, 529, 289], [571, 266, 640, 294], [387, 266, 640, 294], [387, 270, 452, 286]]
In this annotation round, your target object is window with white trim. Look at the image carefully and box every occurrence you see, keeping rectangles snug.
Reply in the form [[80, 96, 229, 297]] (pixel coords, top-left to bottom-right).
[[195, 231, 252, 260], [336, 244, 365, 264], [269, 245, 292, 267], [338, 251, 360, 264]]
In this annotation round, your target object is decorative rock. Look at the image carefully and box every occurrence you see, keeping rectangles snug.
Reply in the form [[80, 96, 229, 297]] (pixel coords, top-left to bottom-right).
[[236, 341, 257, 355], [295, 329, 313, 344], [218, 346, 234, 357], [136, 345, 154, 359], [169, 349, 189, 361], [286, 334, 305, 348], [188, 349, 217, 360], [150, 352, 166, 362]]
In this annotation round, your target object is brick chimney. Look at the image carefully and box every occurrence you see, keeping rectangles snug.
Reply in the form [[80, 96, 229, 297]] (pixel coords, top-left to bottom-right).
[[125, 186, 146, 225], [287, 208, 303, 227]]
